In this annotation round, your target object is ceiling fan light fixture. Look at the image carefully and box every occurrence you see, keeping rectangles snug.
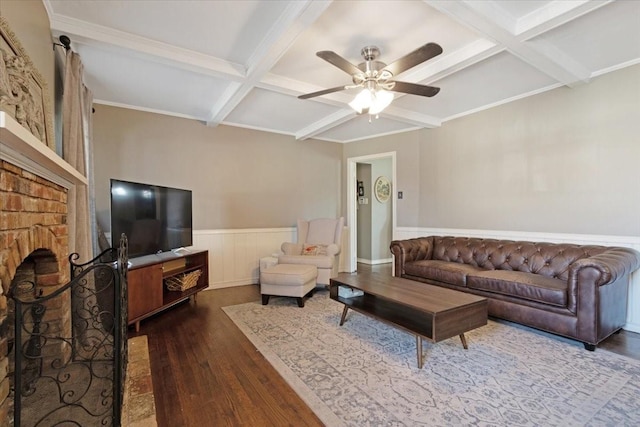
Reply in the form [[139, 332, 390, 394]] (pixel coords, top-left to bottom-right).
[[349, 88, 394, 115], [349, 88, 373, 114], [369, 89, 394, 115]]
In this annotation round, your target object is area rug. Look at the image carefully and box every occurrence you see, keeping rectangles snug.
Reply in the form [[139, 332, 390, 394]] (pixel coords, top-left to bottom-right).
[[223, 290, 640, 426]]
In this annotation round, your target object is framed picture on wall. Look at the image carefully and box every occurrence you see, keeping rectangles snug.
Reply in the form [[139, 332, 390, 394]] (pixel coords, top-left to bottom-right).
[[357, 180, 365, 197], [374, 176, 390, 203]]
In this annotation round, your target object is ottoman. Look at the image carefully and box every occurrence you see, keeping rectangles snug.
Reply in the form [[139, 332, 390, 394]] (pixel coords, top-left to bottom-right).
[[260, 264, 318, 307]]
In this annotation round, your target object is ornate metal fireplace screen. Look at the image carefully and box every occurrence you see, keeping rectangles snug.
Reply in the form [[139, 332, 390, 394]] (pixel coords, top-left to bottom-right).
[[10, 235, 128, 426]]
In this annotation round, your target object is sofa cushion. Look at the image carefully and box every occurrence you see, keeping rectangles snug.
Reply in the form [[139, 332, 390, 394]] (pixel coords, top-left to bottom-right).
[[404, 260, 483, 287], [467, 270, 567, 307]]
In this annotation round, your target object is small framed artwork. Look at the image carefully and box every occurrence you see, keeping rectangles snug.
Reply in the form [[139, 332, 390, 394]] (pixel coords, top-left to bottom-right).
[[357, 180, 365, 197], [374, 176, 391, 203]]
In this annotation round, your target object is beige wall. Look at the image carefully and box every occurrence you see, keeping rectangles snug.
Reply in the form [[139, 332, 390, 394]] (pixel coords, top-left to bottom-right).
[[370, 158, 392, 259], [356, 158, 393, 261], [93, 104, 343, 231], [343, 64, 640, 237], [0, 0, 54, 114], [5, 0, 634, 237], [342, 130, 422, 227], [356, 163, 371, 259], [418, 64, 640, 236]]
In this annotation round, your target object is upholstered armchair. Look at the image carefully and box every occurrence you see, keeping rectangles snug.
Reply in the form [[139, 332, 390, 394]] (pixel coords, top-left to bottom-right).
[[278, 217, 345, 286]]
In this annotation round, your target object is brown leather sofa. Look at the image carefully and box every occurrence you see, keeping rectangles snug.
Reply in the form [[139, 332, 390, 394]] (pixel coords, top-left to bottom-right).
[[390, 236, 640, 350]]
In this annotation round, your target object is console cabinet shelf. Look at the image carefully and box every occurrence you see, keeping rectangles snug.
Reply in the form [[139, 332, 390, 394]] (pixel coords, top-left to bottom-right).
[[127, 250, 209, 331]]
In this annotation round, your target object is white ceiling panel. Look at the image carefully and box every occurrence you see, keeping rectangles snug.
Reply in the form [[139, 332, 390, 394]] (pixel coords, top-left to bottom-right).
[[225, 88, 343, 134], [318, 115, 419, 143], [78, 45, 231, 119], [393, 52, 558, 119], [528, 0, 640, 74], [285, 0, 447, 60], [49, 0, 291, 65], [271, 0, 480, 88], [493, 0, 555, 19], [45, 0, 640, 143]]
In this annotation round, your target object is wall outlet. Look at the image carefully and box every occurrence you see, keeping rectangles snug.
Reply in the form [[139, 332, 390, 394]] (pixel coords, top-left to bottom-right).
[[398, 191, 403, 199]]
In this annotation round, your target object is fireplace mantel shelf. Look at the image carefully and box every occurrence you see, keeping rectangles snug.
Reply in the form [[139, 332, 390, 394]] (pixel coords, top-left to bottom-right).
[[0, 112, 87, 187]]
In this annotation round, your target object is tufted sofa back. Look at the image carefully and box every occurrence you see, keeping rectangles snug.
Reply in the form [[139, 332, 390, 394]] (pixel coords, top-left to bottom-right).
[[431, 236, 607, 281]]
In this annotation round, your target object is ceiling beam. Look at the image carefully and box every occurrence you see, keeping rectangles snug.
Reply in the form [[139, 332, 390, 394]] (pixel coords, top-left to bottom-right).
[[515, 0, 613, 40], [425, 0, 592, 87], [205, 1, 332, 127], [49, 14, 245, 79]]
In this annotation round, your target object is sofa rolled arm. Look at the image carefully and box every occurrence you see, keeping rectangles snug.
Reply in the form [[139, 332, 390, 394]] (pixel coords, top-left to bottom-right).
[[281, 242, 303, 255], [390, 237, 434, 277], [569, 247, 640, 286]]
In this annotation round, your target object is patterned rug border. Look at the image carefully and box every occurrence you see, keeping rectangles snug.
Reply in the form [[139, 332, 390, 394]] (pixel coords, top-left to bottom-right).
[[224, 304, 346, 426], [223, 291, 640, 426]]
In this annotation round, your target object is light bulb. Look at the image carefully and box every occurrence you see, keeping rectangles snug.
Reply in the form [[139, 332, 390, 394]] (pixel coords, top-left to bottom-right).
[[349, 89, 374, 113], [369, 90, 394, 115]]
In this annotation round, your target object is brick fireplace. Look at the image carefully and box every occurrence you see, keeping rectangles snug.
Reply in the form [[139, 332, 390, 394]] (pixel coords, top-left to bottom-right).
[[0, 159, 69, 421], [1, 111, 87, 425]]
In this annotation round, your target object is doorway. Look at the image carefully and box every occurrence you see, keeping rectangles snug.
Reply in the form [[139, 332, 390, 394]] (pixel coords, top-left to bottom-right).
[[346, 152, 396, 272]]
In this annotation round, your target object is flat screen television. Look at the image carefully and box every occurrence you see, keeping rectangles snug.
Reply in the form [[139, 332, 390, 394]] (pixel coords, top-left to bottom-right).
[[110, 179, 193, 258]]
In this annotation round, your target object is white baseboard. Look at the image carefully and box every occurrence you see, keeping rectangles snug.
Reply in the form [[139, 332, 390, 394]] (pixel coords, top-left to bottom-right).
[[357, 258, 393, 265], [625, 324, 640, 333], [204, 280, 256, 290]]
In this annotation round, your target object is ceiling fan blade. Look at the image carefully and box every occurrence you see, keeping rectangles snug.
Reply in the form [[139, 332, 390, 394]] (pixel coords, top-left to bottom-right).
[[317, 51, 363, 76], [298, 85, 350, 99], [390, 81, 440, 97], [382, 43, 443, 76]]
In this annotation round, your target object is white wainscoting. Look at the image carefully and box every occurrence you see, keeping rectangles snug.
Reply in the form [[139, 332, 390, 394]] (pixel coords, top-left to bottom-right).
[[394, 227, 640, 333], [191, 226, 349, 289], [191, 228, 294, 289]]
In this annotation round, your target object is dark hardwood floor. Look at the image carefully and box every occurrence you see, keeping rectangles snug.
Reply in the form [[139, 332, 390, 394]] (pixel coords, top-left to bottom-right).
[[129, 284, 324, 427], [129, 263, 640, 426]]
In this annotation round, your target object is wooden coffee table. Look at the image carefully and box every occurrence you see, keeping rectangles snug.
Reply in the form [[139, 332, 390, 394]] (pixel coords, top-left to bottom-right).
[[329, 272, 488, 368]]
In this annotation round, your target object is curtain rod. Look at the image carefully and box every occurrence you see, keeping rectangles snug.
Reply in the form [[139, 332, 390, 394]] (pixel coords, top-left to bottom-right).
[[53, 35, 71, 51]]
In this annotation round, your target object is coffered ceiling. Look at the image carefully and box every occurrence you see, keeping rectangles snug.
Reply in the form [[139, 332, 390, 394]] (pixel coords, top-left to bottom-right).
[[45, 0, 640, 143]]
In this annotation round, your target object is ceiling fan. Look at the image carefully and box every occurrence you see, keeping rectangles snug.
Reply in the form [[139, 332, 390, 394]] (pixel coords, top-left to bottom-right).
[[298, 43, 443, 115]]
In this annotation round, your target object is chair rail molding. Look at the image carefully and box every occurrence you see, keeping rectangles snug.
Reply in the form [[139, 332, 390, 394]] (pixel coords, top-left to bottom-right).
[[394, 226, 640, 333]]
